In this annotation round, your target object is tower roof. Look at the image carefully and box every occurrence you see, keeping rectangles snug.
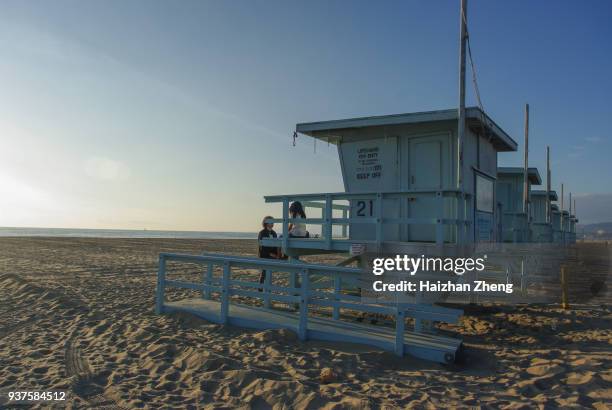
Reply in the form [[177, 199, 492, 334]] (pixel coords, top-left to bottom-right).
[[296, 107, 518, 152]]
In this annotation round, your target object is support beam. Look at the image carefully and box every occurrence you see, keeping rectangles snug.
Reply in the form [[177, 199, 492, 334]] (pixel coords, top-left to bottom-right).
[[561, 184, 565, 240], [204, 262, 213, 299], [155, 255, 166, 314], [220, 262, 230, 324], [395, 308, 406, 356], [457, 0, 467, 191], [546, 146, 551, 224], [523, 104, 529, 215], [298, 269, 309, 341]]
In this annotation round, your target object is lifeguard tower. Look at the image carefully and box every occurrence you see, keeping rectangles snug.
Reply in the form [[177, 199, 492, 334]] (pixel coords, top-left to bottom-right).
[[530, 190, 557, 242], [262, 107, 517, 257], [569, 215, 578, 243], [496, 167, 542, 242], [551, 204, 563, 243], [562, 210, 570, 244]]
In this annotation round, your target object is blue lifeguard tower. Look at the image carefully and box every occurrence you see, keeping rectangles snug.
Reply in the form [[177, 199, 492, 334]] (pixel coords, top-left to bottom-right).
[[530, 190, 557, 242], [551, 204, 563, 243], [569, 215, 578, 243], [496, 167, 542, 243], [262, 107, 517, 256], [562, 210, 570, 244]]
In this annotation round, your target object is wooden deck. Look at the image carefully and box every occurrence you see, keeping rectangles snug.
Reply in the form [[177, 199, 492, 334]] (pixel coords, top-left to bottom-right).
[[163, 298, 462, 364]]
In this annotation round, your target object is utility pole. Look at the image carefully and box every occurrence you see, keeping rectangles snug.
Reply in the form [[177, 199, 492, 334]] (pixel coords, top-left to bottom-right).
[[523, 104, 529, 215], [569, 192, 572, 215], [457, 0, 467, 191], [546, 146, 551, 223]]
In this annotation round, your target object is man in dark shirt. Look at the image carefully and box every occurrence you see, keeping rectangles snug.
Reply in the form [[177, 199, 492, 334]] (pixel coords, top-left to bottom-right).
[[258, 216, 279, 285]]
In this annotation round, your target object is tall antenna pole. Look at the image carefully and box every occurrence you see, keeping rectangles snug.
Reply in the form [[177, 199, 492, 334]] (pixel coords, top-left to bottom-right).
[[523, 104, 529, 215], [457, 0, 467, 191], [546, 146, 551, 223], [569, 192, 572, 215]]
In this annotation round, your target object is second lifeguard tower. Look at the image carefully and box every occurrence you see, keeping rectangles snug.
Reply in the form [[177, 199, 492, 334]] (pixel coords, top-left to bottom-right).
[[530, 190, 558, 242], [495, 167, 542, 243]]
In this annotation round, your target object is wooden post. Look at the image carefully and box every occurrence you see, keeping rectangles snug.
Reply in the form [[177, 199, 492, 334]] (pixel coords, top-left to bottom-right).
[[546, 146, 551, 224], [342, 209, 348, 238], [457, 0, 467, 191], [333, 275, 341, 320], [519, 261, 525, 291], [574, 200, 577, 241], [298, 269, 309, 341], [220, 262, 230, 323], [436, 191, 444, 245], [523, 104, 529, 215], [561, 184, 565, 243], [203, 262, 213, 299], [395, 308, 405, 356], [155, 255, 166, 314], [282, 197, 289, 253], [325, 195, 333, 250], [264, 269, 272, 309], [560, 265, 569, 310], [289, 257, 298, 291]]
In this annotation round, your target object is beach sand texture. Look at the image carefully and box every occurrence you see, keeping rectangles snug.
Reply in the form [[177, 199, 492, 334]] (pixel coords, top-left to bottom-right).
[[0, 237, 610, 409]]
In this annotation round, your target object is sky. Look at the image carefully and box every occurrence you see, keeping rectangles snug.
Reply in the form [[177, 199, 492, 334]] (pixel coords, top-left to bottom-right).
[[0, 0, 611, 230]]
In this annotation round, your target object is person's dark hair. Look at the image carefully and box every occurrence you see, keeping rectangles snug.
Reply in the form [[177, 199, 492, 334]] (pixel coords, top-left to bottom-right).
[[262, 216, 274, 228], [289, 201, 306, 218]]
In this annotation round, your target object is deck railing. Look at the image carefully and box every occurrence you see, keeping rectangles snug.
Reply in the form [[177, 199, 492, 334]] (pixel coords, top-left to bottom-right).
[[156, 252, 462, 357], [263, 190, 472, 251]]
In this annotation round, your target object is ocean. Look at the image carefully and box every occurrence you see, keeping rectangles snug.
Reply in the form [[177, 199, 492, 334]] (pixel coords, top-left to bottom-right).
[[0, 227, 257, 239]]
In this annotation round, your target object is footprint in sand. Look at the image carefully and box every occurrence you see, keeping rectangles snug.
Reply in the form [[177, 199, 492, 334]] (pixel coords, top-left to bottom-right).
[[525, 363, 565, 377], [564, 371, 594, 385]]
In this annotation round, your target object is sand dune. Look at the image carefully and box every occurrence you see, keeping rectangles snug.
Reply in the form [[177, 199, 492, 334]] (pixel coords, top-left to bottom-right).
[[0, 237, 610, 409]]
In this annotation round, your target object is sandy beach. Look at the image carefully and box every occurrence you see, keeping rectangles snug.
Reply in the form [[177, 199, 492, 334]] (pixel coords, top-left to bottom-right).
[[0, 237, 610, 409]]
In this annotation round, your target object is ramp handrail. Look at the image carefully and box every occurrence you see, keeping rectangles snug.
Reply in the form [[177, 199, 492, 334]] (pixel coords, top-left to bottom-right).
[[155, 252, 462, 357]]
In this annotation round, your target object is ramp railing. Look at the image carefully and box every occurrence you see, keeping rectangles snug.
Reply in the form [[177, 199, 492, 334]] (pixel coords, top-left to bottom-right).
[[156, 252, 462, 358]]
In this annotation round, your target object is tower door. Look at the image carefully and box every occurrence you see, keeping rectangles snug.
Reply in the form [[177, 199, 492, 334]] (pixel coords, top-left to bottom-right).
[[410, 140, 442, 190], [408, 137, 444, 242]]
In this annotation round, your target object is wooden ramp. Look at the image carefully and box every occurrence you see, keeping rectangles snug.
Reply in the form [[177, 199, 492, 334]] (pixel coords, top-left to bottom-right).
[[156, 252, 463, 364], [164, 298, 462, 364]]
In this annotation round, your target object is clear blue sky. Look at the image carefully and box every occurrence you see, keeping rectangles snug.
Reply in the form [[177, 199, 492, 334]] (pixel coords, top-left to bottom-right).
[[1, 0, 610, 229]]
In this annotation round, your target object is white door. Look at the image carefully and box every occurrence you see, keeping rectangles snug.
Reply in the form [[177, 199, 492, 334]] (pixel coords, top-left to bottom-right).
[[408, 137, 443, 242]]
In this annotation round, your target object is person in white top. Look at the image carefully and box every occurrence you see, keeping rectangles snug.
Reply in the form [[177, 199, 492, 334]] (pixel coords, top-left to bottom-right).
[[288, 201, 308, 238]]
